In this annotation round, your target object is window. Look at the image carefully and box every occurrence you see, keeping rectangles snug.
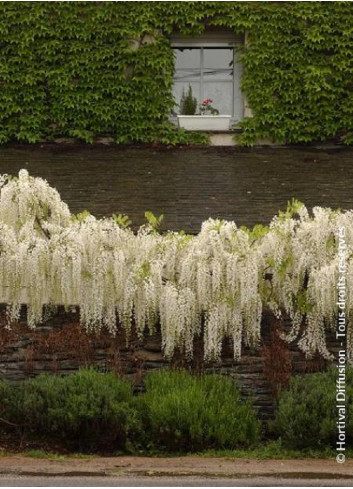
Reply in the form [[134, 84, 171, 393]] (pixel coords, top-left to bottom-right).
[[172, 33, 243, 121]]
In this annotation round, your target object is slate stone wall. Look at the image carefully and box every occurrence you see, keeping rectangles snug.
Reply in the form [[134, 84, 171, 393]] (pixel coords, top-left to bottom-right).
[[0, 307, 336, 420], [0, 146, 353, 233]]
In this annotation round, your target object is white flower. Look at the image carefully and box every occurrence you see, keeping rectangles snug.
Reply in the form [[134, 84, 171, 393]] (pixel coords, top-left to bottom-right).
[[0, 171, 350, 362]]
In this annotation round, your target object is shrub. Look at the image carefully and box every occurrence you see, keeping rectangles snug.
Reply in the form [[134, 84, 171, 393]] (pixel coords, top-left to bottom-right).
[[179, 85, 198, 115], [275, 368, 353, 449], [0, 369, 140, 452], [139, 370, 260, 453]]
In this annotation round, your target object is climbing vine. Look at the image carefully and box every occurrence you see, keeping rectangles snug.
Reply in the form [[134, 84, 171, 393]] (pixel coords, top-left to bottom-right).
[[0, 170, 351, 362], [0, 2, 352, 145]]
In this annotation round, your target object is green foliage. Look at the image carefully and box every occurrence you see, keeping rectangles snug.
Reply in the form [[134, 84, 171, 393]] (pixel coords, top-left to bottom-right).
[[71, 210, 91, 223], [179, 85, 198, 115], [113, 213, 132, 229], [0, 2, 352, 145], [144, 211, 164, 230], [0, 2, 204, 145], [292, 289, 313, 314], [241, 224, 269, 242], [234, 2, 353, 145], [278, 199, 305, 221], [0, 369, 140, 452], [23, 450, 66, 461], [275, 368, 353, 449], [138, 370, 260, 453]]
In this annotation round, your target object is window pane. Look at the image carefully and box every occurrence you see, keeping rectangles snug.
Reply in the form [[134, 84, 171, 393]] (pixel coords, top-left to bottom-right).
[[172, 46, 239, 117], [203, 48, 233, 69], [203, 82, 233, 115], [173, 82, 200, 114], [203, 69, 233, 81], [175, 48, 201, 69], [174, 69, 200, 82]]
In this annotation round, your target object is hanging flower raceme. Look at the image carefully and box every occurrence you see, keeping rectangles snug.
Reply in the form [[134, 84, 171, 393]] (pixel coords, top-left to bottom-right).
[[0, 171, 351, 362]]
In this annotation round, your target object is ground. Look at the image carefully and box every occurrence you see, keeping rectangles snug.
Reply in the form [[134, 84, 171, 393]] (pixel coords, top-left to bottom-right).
[[0, 455, 352, 486]]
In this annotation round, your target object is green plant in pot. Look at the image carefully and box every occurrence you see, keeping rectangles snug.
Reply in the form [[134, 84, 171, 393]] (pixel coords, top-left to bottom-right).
[[178, 89, 230, 131], [179, 85, 198, 115]]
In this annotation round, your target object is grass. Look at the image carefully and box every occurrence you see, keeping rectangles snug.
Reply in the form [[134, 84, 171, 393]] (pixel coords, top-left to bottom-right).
[[0, 451, 12, 457], [116, 438, 353, 459], [1, 442, 351, 460], [22, 449, 93, 461], [197, 441, 352, 460], [23, 449, 67, 461]]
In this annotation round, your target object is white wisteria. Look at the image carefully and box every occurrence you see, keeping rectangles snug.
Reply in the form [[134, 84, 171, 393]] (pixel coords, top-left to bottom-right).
[[0, 170, 351, 361]]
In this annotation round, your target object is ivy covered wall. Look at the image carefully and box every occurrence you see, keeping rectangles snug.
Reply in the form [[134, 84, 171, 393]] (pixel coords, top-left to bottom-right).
[[0, 2, 352, 145]]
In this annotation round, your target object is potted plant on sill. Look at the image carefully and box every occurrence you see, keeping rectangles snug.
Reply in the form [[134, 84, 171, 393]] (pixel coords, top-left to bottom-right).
[[177, 86, 232, 131]]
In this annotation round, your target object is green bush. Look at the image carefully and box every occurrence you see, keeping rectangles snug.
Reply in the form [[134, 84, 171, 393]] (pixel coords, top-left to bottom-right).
[[0, 369, 140, 452], [179, 85, 198, 115], [275, 368, 353, 449], [139, 370, 260, 453]]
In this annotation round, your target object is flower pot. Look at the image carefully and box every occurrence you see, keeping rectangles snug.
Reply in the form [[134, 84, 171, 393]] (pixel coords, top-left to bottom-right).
[[177, 115, 232, 131]]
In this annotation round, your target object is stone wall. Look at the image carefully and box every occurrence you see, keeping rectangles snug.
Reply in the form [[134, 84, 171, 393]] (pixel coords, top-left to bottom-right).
[[0, 307, 336, 420], [0, 146, 353, 234]]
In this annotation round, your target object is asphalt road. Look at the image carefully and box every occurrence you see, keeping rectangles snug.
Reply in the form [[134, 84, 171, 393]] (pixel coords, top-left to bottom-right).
[[1, 476, 353, 487]]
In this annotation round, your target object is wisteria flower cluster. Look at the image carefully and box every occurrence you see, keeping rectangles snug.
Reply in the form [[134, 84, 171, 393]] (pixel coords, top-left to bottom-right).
[[0, 170, 351, 362]]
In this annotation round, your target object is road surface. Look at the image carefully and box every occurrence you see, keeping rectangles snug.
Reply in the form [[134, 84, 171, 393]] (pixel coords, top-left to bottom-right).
[[1, 475, 353, 486]]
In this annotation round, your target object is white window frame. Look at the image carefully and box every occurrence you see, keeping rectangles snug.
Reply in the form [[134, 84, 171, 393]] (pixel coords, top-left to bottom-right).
[[171, 33, 244, 125]]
